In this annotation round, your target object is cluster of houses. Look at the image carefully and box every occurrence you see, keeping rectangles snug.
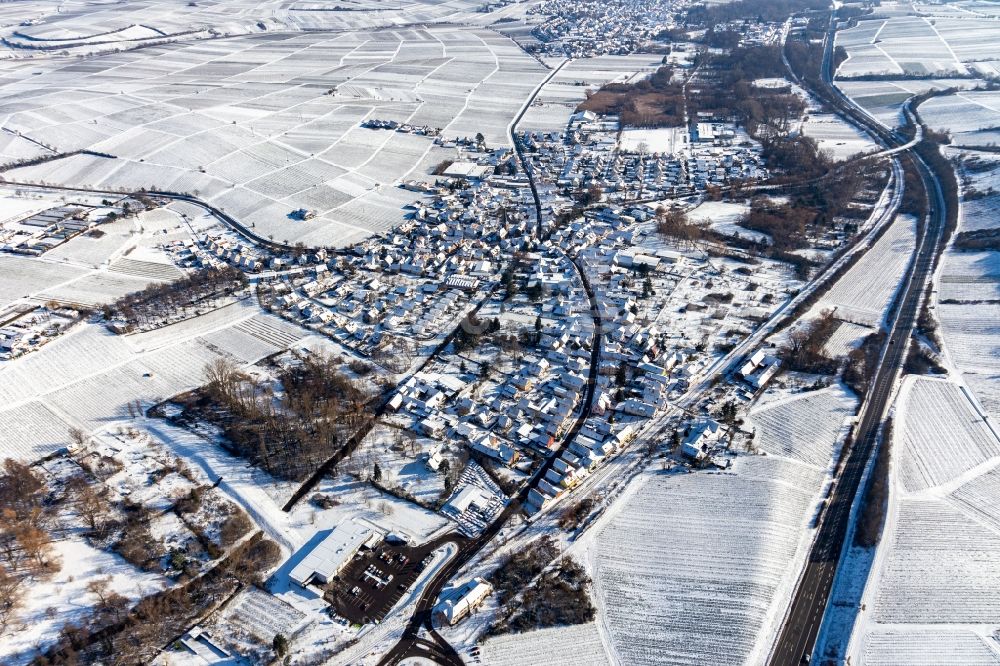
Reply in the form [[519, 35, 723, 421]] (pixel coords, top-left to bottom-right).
[[526, 0, 680, 57], [527, 418, 637, 512], [384, 307, 597, 469], [518, 111, 767, 208], [361, 118, 442, 137], [0, 305, 78, 361]]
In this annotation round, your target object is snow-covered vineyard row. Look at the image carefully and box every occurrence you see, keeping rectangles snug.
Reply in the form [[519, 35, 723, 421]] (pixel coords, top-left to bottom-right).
[[896, 378, 1000, 493], [821, 214, 916, 327], [849, 377, 1000, 663], [0, 302, 308, 460], [835, 9, 1000, 78], [873, 498, 1000, 623], [749, 385, 857, 468], [861, 630, 1000, 666], [584, 387, 856, 666], [0, 24, 550, 247], [480, 622, 611, 666]]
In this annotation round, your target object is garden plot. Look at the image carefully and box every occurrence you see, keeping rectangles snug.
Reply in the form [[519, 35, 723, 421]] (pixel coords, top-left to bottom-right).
[[350, 423, 450, 499], [480, 621, 610, 666], [45, 220, 135, 268], [619, 127, 686, 155], [0, 25, 547, 246], [820, 214, 916, 327], [687, 200, 766, 242], [748, 384, 857, 469]]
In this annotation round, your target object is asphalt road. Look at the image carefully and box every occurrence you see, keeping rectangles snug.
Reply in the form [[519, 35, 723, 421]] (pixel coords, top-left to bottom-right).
[[768, 14, 950, 666]]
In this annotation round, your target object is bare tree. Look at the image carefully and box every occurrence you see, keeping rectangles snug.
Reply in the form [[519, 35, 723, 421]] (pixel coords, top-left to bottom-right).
[[0, 564, 22, 630]]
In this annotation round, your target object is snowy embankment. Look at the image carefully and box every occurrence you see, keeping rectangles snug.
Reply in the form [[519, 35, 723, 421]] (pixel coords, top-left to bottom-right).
[[579, 385, 856, 665], [937, 150, 1000, 423], [847, 376, 1000, 665]]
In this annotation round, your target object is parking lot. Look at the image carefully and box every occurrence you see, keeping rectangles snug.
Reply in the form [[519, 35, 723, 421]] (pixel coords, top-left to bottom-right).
[[327, 540, 440, 625]]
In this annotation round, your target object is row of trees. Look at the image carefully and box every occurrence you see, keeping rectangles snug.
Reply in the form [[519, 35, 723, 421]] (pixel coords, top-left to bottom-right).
[[105, 265, 248, 332], [0, 460, 60, 631]]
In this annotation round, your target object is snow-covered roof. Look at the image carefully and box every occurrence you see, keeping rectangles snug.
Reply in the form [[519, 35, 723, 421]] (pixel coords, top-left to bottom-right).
[[289, 521, 379, 587]]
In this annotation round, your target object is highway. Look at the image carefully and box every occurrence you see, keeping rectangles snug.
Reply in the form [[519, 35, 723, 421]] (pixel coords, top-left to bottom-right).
[[768, 12, 951, 666]]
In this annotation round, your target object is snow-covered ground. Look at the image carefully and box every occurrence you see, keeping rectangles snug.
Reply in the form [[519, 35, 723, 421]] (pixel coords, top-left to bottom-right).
[[821, 213, 916, 327], [846, 376, 1000, 664], [0, 537, 167, 665], [576, 385, 857, 665]]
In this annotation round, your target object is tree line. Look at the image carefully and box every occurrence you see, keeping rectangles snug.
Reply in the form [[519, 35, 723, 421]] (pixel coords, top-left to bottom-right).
[[105, 265, 248, 332]]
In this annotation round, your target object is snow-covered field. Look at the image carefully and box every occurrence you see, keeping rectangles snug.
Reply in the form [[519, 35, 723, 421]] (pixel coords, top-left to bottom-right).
[[821, 213, 916, 327], [0, 300, 309, 460], [834, 9, 1000, 78], [586, 386, 856, 665], [619, 127, 686, 155], [480, 622, 611, 666], [921, 91, 1000, 146], [0, 26, 549, 247], [801, 112, 877, 160], [933, 148, 1000, 436], [847, 376, 1000, 664]]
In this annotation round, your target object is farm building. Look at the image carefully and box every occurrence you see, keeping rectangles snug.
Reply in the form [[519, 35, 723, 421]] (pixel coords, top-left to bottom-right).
[[289, 521, 382, 588]]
